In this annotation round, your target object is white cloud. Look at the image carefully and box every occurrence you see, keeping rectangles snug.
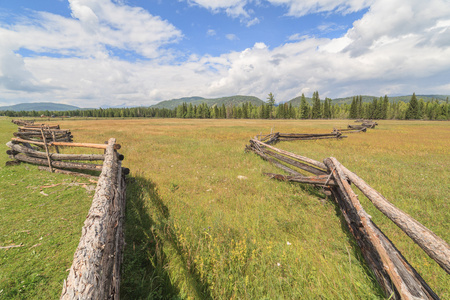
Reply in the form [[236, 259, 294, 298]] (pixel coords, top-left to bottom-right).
[[226, 33, 239, 41], [246, 17, 260, 27], [268, 0, 374, 16], [5, 0, 183, 59], [207, 29, 216, 36], [288, 33, 309, 41], [1, 0, 450, 107], [186, 0, 249, 18], [186, 0, 374, 18]]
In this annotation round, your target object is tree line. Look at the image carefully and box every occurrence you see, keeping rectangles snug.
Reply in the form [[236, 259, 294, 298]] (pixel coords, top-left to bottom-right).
[[1, 92, 449, 120]]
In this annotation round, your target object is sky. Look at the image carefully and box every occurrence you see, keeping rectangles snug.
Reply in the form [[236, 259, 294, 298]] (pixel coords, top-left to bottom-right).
[[0, 0, 449, 108]]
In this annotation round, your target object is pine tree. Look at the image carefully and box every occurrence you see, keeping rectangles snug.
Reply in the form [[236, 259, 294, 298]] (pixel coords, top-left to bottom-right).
[[267, 92, 275, 118], [357, 96, 363, 118], [349, 97, 357, 119], [405, 93, 419, 119], [323, 98, 332, 119], [381, 95, 389, 119], [288, 103, 295, 119], [186, 103, 194, 118], [220, 104, 226, 118], [300, 93, 309, 119], [311, 91, 321, 119]]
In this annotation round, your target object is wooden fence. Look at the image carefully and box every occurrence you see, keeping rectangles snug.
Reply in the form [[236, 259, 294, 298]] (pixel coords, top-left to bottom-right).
[[246, 133, 449, 300], [61, 138, 126, 299], [5, 121, 128, 299]]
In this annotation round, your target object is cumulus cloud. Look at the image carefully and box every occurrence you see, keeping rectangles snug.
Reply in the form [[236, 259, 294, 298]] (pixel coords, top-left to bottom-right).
[[186, 0, 374, 18], [3, 0, 182, 60], [268, 0, 374, 16], [186, 0, 250, 18], [1, 0, 450, 107]]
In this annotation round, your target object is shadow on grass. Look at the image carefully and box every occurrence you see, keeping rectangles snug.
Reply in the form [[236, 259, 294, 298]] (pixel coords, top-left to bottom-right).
[[121, 175, 212, 300]]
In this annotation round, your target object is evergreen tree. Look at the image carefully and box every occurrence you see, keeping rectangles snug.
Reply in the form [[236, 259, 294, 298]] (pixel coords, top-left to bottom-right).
[[349, 97, 357, 119], [405, 93, 419, 119], [242, 102, 248, 119], [186, 103, 194, 118], [267, 92, 275, 118], [214, 105, 220, 119], [288, 103, 295, 119], [300, 93, 309, 119], [381, 95, 389, 119], [221, 104, 226, 118], [323, 98, 332, 119], [311, 91, 321, 119]]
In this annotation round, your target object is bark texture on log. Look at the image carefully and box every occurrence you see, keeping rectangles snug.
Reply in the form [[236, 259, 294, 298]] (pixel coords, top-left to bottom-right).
[[265, 173, 338, 186], [10, 153, 103, 172], [61, 138, 126, 300], [7, 141, 105, 161], [247, 141, 301, 175], [324, 157, 439, 300], [11, 138, 121, 150], [249, 139, 327, 170], [340, 164, 450, 274], [263, 149, 328, 175]]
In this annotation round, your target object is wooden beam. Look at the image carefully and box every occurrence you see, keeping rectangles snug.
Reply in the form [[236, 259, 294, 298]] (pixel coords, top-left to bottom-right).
[[11, 138, 121, 150], [340, 164, 450, 274], [61, 138, 126, 299], [324, 157, 439, 299], [250, 139, 327, 170], [7, 142, 105, 161], [10, 154, 103, 172]]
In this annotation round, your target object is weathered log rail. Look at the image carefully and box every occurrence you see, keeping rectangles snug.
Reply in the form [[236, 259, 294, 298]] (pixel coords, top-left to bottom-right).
[[61, 138, 126, 299], [6, 122, 128, 177], [246, 134, 449, 300], [256, 131, 346, 145], [12, 119, 35, 126], [352, 119, 378, 128], [332, 127, 367, 134]]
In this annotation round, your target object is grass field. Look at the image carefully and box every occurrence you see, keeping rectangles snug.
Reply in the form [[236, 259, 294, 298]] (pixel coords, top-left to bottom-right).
[[0, 117, 449, 299]]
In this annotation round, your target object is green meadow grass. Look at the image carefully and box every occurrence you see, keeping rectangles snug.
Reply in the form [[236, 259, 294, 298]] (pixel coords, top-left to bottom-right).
[[0, 118, 97, 299], [0, 117, 448, 299]]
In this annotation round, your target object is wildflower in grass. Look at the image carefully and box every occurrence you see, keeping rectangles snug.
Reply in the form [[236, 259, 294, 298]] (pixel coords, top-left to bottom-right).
[[287, 241, 291, 245]]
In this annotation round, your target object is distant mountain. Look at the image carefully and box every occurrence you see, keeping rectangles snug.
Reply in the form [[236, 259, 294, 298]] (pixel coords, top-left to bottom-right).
[[285, 96, 313, 106], [390, 95, 449, 103], [331, 95, 382, 105], [100, 103, 136, 109], [151, 95, 264, 109], [0, 102, 81, 112]]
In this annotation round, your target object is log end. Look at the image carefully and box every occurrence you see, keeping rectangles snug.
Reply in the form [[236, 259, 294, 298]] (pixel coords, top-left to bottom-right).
[[122, 167, 130, 175]]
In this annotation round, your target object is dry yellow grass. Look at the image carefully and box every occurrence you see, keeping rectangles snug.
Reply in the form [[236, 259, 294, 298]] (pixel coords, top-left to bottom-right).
[[3, 117, 448, 299]]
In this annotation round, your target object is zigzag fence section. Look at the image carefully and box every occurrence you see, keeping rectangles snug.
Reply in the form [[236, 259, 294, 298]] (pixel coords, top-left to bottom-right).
[[246, 130, 449, 300], [5, 120, 128, 299]]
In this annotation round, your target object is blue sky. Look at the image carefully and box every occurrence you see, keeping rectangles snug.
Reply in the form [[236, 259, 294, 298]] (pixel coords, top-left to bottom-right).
[[0, 0, 449, 107]]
